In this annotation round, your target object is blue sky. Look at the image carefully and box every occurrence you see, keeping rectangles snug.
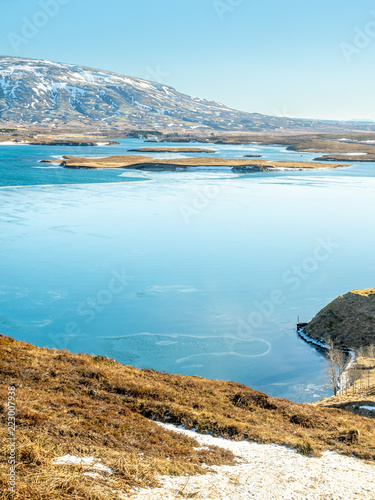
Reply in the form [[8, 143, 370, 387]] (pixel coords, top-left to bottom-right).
[[1, 0, 375, 121]]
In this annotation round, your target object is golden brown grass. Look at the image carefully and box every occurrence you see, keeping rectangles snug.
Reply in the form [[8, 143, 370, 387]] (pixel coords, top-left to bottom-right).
[[316, 352, 375, 411], [59, 155, 345, 170], [306, 289, 375, 349], [166, 132, 375, 160], [1, 335, 375, 499], [314, 154, 375, 162], [127, 147, 216, 153], [5, 129, 375, 161]]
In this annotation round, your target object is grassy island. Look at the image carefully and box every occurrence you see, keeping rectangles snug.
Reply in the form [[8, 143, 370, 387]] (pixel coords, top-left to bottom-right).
[[127, 147, 217, 153], [51, 155, 347, 171]]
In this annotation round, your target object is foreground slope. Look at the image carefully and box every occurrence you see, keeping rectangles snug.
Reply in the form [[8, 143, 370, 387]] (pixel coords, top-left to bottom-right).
[[306, 289, 375, 348], [0, 335, 374, 499]]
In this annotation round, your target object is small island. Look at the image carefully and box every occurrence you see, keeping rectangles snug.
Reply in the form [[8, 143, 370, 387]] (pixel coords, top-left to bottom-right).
[[127, 147, 217, 153], [29, 139, 120, 147], [314, 154, 375, 162], [0, 137, 119, 147], [44, 154, 348, 172]]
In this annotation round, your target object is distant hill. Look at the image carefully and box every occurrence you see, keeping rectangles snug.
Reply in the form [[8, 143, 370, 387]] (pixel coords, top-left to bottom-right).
[[306, 289, 375, 348], [1, 56, 374, 133]]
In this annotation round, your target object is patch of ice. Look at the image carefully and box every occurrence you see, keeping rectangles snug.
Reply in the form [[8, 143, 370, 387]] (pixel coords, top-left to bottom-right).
[[141, 285, 199, 295]]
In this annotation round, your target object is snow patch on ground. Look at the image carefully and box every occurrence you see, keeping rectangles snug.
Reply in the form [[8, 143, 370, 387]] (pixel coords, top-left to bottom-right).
[[54, 455, 112, 473], [129, 423, 375, 499]]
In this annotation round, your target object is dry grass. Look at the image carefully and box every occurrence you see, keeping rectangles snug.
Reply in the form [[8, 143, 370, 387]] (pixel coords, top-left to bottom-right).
[[1, 335, 375, 499], [315, 353, 375, 421], [306, 289, 375, 349], [127, 148, 216, 153], [59, 155, 345, 170], [5, 129, 375, 161], [166, 132, 375, 160], [314, 154, 375, 162], [0, 136, 118, 147]]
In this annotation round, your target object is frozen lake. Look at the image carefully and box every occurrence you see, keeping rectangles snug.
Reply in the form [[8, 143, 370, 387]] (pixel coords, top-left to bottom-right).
[[1, 139, 374, 402]]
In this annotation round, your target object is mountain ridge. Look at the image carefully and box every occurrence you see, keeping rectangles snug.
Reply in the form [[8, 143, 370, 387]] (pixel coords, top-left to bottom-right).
[[1, 56, 374, 133], [0, 55, 269, 131]]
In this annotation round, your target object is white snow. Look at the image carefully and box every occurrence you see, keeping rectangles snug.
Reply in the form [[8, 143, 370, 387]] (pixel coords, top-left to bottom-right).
[[297, 328, 329, 349], [65, 86, 86, 97], [134, 101, 153, 111], [0, 79, 21, 99], [136, 80, 154, 90], [129, 423, 375, 499], [53, 455, 112, 473], [0, 141, 29, 146], [359, 406, 375, 411]]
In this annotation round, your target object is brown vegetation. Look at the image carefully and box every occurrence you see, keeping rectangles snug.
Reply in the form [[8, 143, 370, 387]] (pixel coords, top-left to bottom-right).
[[1, 335, 375, 499], [0, 131, 119, 147], [314, 154, 375, 162], [4, 129, 375, 161], [166, 132, 375, 160], [59, 155, 345, 171], [127, 147, 216, 153], [306, 289, 375, 349]]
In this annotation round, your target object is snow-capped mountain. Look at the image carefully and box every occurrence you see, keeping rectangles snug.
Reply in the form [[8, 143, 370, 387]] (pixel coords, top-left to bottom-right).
[[0, 56, 291, 131], [0, 56, 370, 132]]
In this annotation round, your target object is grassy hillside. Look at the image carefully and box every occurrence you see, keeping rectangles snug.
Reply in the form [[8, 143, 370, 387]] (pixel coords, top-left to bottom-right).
[[306, 289, 375, 348], [1, 335, 375, 499]]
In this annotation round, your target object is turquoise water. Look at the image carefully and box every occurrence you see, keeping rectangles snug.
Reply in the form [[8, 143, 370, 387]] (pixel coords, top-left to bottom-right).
[[1, 139, 374, 402]]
